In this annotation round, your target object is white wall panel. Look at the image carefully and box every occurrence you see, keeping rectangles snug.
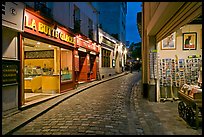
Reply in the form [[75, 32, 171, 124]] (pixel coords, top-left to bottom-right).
[[2, 27, 18, 60]]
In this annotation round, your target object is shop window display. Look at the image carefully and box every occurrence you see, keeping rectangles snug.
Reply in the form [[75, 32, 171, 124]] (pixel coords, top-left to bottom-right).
[[61, 48, 72, 81], [23, 38, 60, 95], [159, 56, 202, 101]]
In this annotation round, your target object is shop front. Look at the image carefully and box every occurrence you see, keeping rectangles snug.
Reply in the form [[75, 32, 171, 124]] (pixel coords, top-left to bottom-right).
[[157, 24, 202, 102], [75, 34, 99, 83], [142, 2, 202, 102], [20, 7, 76, 106]]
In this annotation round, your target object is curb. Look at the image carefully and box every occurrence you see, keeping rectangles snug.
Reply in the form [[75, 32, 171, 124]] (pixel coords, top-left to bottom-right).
[[3, 72, 129, 135]]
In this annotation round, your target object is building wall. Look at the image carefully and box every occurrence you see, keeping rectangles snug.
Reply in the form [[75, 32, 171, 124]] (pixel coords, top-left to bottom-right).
[[98, 28, 117, 78], [52, 2, 74, 29], [2, 27, 19, 113], [73, 2, 98, 41], [92, 2, 127, 44], [24, 2, 98, 41]]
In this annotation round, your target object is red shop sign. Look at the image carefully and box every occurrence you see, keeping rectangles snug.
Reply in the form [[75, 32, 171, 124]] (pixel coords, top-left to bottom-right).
[[24, 9, 76, 46]]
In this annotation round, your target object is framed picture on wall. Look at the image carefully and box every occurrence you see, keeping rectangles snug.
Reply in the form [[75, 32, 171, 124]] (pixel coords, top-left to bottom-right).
[[182, 32, 197, 50], [161, 32, 176, 50]]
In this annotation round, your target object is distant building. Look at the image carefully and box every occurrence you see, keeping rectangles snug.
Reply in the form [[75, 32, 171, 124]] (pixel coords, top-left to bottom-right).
[[126, 41, 130, 47], [98, 28, 127, 75], [91, 2, 127, 44]]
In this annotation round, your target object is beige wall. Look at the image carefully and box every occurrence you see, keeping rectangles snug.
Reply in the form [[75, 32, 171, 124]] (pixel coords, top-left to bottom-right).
[[158, 24, 202, 59]]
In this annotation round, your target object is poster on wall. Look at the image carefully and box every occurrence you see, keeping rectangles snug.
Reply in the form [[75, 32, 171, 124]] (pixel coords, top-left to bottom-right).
[[182, 32, 197, 50], [161, 32, 176, 50]]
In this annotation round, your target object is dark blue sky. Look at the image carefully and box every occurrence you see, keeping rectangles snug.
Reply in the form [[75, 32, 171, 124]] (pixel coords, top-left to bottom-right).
[[126, 2, 142, 44]]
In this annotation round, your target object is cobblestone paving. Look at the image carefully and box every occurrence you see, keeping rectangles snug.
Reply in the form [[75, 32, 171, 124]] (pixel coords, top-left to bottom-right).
[[132, 78, 202, 135], [11, 72, 202, 135], [12, 72, 142, 135]]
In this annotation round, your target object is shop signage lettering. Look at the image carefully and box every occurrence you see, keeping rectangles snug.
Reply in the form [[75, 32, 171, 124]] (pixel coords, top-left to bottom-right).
[[25, 15, 75, 44], [25, 16, 37, 31], [59, 32, 74, 44], [38, 22, 59, 39]]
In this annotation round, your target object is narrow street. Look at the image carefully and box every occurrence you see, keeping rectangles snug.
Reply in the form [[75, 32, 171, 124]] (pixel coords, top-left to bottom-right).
[[2, 2, 202, 136], [11, 71, 202, 135], [12, 72, 142, 135]]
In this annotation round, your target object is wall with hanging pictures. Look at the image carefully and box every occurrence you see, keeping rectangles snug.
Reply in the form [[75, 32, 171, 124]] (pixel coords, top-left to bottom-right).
[[157, 24, 202, 59], [156, 24, 202, 100]]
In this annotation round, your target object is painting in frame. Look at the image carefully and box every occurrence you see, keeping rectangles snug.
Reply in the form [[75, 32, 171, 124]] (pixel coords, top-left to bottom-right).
[[161, 32, 176, 50], [182, 32, 197, 50]]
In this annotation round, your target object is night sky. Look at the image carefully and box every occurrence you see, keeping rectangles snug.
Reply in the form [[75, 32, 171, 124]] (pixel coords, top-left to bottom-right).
[[126, 2, 142, 44]]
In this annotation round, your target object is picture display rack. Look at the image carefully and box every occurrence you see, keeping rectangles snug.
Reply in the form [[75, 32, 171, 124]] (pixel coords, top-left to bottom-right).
[[159, 58, 175, 101], [149, 50, 158, 79], [185, 58, 201, 85], [178, 59, 186, 87], [158, 53, 202, 102], [159, 57, 202, 88], [160, 58, 176, 87]]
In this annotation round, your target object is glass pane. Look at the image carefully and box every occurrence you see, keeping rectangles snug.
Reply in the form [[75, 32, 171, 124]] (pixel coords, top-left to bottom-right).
[[61, 48, 72, 81]]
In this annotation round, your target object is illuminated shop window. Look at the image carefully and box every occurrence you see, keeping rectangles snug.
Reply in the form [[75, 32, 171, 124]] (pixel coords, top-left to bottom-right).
[[22, 37, 60, 94], [61, 48, 73, 81]]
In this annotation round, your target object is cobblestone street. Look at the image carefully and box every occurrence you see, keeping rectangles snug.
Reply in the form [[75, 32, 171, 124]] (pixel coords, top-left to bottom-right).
[[11, 72, 202, 135], [2, 2, 202, 136], [12, 72, 142, 135]]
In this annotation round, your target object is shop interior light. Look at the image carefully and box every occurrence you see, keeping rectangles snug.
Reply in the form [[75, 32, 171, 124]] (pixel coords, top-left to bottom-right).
[[37, 42, 40, 45]]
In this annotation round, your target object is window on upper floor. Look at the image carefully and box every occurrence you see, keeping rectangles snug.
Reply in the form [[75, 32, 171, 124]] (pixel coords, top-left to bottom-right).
[[88, 18, 93, 39], [73, 5, 81, 33], [34, 2, 52, 18]]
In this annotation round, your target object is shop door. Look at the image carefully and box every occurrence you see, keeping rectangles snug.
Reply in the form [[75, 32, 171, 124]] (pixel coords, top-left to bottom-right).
[[78, 52, 87, 82], [90, 55, 96, 80]]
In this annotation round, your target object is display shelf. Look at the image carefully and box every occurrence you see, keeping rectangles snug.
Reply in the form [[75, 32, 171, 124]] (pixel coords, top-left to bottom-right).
[[185, 58, 200, 85], [149, 50, 158, 79]]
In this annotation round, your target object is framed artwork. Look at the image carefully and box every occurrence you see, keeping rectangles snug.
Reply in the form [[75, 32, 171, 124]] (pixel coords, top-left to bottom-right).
[[161, 32, 176, 50], [182, 32, 197, 50]]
